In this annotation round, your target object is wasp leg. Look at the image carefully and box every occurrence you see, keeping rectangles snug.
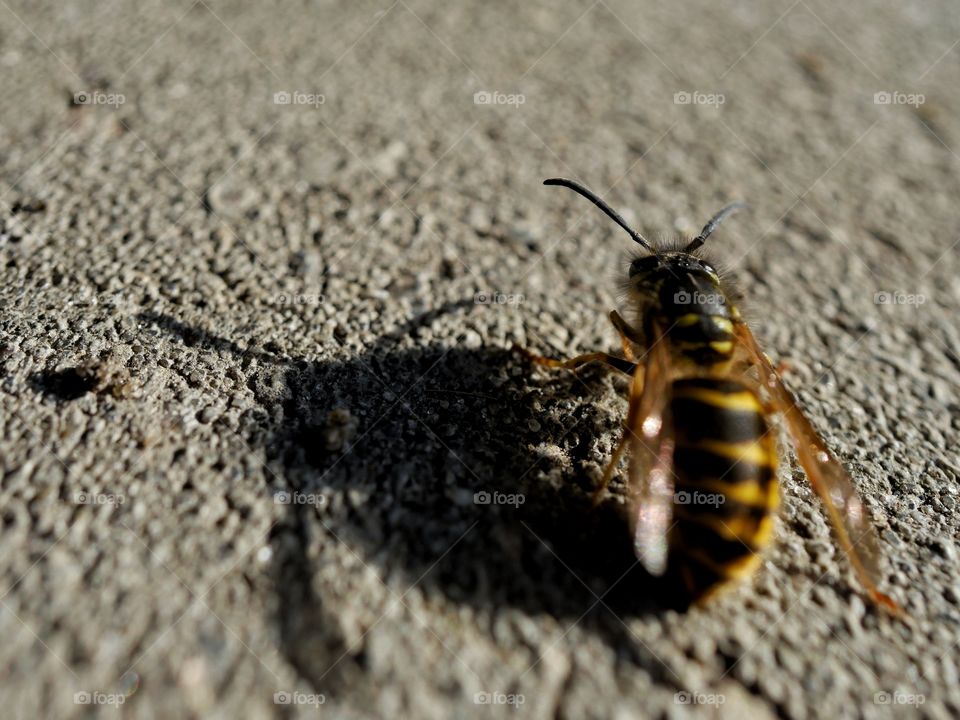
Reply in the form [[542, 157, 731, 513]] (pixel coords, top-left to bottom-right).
[[592, 361, 647, 506], [609, 310, 643, 361], [513, 345, 637, 375], [592, 433, 630, 506]]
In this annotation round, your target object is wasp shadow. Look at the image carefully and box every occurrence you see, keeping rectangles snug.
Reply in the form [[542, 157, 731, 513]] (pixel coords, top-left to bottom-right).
[[138, 307, 678, 700]]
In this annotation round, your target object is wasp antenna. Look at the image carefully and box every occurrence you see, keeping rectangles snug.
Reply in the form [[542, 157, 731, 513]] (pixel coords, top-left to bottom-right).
[[544, 178, 654, 252], [684, 202, 747, 253]]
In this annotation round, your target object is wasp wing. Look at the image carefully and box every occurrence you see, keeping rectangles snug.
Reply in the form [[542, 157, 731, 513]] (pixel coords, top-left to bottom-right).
[[733, 321, 901, 614], [626, 321, 677, 577]]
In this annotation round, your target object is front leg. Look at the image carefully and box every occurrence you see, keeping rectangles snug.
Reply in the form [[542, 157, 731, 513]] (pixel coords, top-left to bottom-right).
[[513, 345, 637, 375], [609, 310, 644, 361], [512, 309, 643, 375]]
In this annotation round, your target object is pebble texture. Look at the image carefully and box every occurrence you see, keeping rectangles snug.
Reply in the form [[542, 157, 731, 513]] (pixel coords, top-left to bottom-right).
[[1, 2, 958, 718]]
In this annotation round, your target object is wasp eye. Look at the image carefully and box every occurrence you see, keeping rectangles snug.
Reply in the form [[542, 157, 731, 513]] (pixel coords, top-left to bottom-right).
[[629, 255, 659, 276]]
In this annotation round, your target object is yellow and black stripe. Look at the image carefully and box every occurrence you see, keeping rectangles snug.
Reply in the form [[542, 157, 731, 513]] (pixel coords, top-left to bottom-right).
[[666, 377, 779, 602], [669, 313, 736, 367]]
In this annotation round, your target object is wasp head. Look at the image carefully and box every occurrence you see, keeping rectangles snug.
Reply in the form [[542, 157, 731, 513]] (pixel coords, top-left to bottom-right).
[[628, 252, 720, 288]]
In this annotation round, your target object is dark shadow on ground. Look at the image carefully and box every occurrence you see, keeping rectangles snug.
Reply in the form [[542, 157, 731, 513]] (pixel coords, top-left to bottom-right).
[[28, 367, 99, 400], [137, 306, 683, 702]]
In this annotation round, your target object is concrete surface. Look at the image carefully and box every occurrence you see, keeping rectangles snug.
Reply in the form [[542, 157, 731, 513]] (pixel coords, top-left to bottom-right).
[[1, 1, 959, 718]]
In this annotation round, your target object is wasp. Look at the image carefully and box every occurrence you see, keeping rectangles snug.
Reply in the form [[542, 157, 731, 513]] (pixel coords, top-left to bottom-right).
[[518, 177, 900, 613]]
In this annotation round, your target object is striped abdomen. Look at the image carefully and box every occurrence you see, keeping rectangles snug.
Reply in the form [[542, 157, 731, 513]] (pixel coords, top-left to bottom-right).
[[667, 377, 779, 602]]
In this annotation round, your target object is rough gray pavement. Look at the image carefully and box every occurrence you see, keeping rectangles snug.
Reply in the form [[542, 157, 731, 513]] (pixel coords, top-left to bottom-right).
[[1, 2, 959, 718]]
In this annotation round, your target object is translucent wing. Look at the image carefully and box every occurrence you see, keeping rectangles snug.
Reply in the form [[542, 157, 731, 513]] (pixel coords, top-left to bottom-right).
[[733, 321, 902, 614], [626, 321, 677, 576]]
